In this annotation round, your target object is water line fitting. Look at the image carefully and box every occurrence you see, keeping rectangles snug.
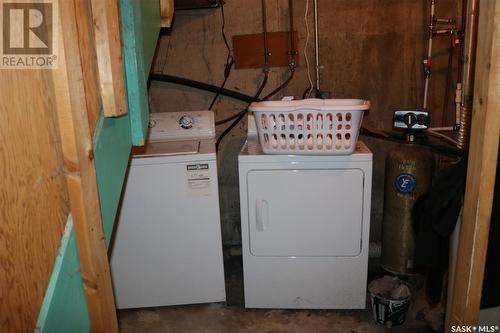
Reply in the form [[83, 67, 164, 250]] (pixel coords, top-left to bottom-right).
[[423, 0, 436, 110], [435, 18, 455, 23]]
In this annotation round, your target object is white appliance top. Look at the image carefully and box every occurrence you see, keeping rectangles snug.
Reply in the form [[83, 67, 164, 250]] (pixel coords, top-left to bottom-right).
[[148, 111, 215, 142], [131, 140, 216, 165], [239, 138, 372, 163]]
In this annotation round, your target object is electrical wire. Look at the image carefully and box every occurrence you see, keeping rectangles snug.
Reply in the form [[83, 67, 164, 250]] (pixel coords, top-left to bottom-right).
[[359, 126, 463, 156], [215, 0, 297, 126], [304, 0, 314, 98], [214, 67, 295, 127], [208, 0, 234, 110], [220, 1, 231, 59], [216, 73, 269, 151], [215, 0, 272, 151], [208, 59, 234, 110], [259, 0, 297, 102], [261, 68, 295, 101]]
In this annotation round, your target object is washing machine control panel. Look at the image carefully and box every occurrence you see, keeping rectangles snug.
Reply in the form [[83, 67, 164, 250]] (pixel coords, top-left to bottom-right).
[[179, 115, 195, 129], [148, 111, 215, 142]]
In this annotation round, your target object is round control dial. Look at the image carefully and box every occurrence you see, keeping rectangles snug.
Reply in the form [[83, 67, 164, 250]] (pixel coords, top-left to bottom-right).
[[403, 112, 417, 128], [179, 115, 194, 129]]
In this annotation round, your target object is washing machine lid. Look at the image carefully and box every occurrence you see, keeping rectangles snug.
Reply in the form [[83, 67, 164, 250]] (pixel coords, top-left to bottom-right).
[[130, 140, 216, 165], [133, 140, 199, 157], [148, 111, 215, 142]]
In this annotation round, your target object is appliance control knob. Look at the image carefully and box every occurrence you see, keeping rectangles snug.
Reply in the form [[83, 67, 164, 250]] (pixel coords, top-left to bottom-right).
[[403, 112, 417, 128], [179, 115, 194, 129]]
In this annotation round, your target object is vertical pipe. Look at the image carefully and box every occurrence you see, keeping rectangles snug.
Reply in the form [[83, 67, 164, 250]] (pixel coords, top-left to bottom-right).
[[423, 0, 436, 109], [288, 0, 296, 66], [442, 37, 454, 126], [455, 83, 462, 127], [313, 0, 320, 91], [261, 0, 270, 71], [456, 0, 480, 150]]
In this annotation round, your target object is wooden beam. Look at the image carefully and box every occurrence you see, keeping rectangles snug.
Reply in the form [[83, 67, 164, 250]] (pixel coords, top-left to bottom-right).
[[448, 0, 500, 329], [91, 0, 128, 117], [160, 0, 174, 27], [75, 0, 102, 134], [52, 1, 118, 332]]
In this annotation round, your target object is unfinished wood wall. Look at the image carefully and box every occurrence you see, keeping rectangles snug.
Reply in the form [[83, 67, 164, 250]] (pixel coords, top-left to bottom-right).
[[448, 0, 500, 327], [0, 70, 70, 332], [1, 0, 160, 331]]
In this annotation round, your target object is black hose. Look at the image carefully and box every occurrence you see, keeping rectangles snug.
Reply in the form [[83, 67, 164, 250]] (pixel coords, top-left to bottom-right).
[[216, 73, 269, 151], [148, 71, 285, 126], [215, 109, 245, 126], [215, 65, 294, 126], [261, 68, 295, 101], [149, 73, 255, 103], [359, 126, 464, 156], [216, 0, 272, 152], [208, 58, 234, 110]]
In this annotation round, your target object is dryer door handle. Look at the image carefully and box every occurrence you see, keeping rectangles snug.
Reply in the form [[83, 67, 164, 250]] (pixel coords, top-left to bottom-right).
[[255, 199, 269, 232]]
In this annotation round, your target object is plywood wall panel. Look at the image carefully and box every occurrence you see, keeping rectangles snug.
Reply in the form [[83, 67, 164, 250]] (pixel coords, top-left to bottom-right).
[[0, 70, 69, 333]]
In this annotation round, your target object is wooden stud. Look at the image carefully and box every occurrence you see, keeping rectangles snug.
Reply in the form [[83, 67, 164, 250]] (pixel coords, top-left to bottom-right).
[[75, 0, 102, 134], [52, 1, 118, 332], [448, 0, 500, 329], [91, 0, 128, 117], [160, 0, 174, 27]]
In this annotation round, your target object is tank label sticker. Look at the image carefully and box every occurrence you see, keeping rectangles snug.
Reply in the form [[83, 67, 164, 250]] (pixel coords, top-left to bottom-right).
[[186, 163, 211, 196], [395, 173, 416, 193]]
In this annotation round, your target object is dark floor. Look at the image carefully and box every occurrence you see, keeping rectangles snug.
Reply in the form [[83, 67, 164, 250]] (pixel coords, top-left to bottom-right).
[[118, 251, 445, 333]]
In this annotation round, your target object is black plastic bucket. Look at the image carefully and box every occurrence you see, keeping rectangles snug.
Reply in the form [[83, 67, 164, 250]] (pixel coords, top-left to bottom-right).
[[370, 292, 410, 327]]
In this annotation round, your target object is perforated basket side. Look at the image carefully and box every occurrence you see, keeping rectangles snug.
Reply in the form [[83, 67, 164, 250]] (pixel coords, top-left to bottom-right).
[[255, 110, 364, 155]]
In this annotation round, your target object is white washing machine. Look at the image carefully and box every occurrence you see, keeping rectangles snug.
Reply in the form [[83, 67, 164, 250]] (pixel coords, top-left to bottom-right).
[[238, 116, 372, 309], [110, 111, 226, 309]]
